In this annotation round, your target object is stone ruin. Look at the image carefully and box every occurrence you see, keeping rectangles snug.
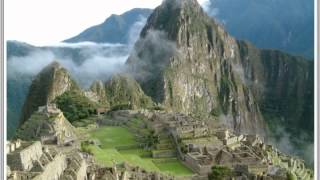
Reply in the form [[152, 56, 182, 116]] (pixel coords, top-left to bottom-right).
[[92, 109, 313, 179], [118, 110, 313, 179], [38, 104, 61, 115], [34, 104, 77, 146], [7, 141, 87, 180], [87, 162, 174, 180], [7, 139, 22, 154]]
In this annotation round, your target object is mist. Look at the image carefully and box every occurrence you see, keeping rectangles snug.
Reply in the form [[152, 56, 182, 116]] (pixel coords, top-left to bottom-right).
[[7, 16, 149, 88], [127, 29, 177, 82], [7, 44, 128, 88], [267, 126, 314, 167]]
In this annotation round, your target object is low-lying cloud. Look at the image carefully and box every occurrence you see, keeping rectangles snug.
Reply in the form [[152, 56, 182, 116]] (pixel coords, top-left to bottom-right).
[[7, 17, 149, 88], [7, 43, 129, 88], [199, 0, 219, 17], [127, 30, 177, 81], [267, 126, 314, 167]]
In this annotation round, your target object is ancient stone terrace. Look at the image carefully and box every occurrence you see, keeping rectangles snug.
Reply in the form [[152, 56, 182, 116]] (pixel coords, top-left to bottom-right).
[[7, 141, 88, 180]]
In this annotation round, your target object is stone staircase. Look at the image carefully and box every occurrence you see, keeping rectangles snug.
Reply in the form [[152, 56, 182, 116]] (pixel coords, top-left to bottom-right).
[[152, 132, 177, 159]]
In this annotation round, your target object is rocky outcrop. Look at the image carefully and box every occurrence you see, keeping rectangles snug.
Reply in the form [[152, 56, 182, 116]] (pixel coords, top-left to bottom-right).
[[105, 74, 154, 110], [86, 80, 109, 106], [19, 61, 79, 125], [127, 0, 265, 135]]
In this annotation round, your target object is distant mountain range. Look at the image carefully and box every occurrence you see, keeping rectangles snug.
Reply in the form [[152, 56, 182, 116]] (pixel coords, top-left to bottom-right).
[[64, 8, 153, 44], [65, 0, 314, 58], [206, 0, 314, 59]]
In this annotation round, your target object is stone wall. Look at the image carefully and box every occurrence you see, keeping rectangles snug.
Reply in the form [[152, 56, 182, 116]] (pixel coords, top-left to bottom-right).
[[19, 142, 43, 171], [76, 160, 87, 180], [7, 141, 43, 171], [33, 154, 67, 180], [184, 153, 211, 175]]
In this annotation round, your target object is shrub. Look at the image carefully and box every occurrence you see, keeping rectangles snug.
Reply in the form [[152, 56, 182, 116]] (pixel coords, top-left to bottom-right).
[[80, 141, 93, 154], [55, 91, 98, 122], [208, 166, 233, 180]]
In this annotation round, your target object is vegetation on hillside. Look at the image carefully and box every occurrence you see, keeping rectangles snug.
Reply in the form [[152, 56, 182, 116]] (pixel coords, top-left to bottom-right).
[[55, 90, 98, 123]]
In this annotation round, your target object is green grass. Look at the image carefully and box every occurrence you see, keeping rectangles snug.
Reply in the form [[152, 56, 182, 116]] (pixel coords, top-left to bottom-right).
[[90, 126, 137, 149], [87, 126, 194, 176], [89, 146, 126, 166], [154, 160, 194, 176]]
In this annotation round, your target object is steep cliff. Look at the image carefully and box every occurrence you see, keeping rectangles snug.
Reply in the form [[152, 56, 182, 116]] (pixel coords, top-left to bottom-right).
[[105, 74, 154, 110], [127, 0, 265, 135], [20, 61, 80, 124], [238, 41, 314, 142], [88, 80, 109, 106]]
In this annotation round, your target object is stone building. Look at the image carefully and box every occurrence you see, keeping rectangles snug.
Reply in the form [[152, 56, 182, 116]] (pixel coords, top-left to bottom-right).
[[7, 141, 88, 180]]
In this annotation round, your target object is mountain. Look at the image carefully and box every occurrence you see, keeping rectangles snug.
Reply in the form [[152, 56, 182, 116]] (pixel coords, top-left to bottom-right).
[[205, 0, 314, 58], [65, 0, 314, 58], [6, 40, 129, 138], [19, 62, 154, 129], [126, 0, 313, 162], [127, 0, 266, 135], [238, 41, 314, 140], [105, 74, 154, 110], [64, 8, 153, 44], [19, 61, 80, 125]]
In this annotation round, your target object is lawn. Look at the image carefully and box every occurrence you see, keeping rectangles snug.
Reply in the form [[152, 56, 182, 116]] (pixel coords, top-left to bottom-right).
[[90, 126, 137, 149], [154, 160, 194, 176], [87, 126, 194, 176]]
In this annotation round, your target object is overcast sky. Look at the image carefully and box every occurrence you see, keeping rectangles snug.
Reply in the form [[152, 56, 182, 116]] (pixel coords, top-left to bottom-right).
[[5, 0, 208, 46]]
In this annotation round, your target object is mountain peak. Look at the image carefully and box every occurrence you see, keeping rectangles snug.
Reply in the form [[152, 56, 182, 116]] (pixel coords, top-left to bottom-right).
[[161, 0, 200, 9], [20, 62, 79, 125], [46, 60, 63, 70], [128, 0, 266, 135], [140, 0, 217, 42]]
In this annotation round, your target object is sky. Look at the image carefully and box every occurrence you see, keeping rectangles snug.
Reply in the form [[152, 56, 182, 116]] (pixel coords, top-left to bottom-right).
[[5, 0, 209, 46]]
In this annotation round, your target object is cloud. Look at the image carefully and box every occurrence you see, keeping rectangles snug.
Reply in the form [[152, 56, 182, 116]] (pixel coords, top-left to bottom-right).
[[7, 50, 56, 77], [127, 30, 177, 81], [44, 42, 125, 48], [7, 43, 129, 88], [199, 0, 211, 12], [199, 0, 219, 17], [7, 17, 149, 88], [128, 16, 148, 48], [267, 126, 314, 167]]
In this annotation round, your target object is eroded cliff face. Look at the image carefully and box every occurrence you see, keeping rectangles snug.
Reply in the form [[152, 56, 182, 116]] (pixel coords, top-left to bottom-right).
[[105, 74, 154, 110], [127, 0, 265, 135], [20, 61, 79, 124], [238, 41, 314, 141], [86, 80, 109, 106]]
